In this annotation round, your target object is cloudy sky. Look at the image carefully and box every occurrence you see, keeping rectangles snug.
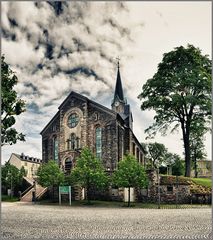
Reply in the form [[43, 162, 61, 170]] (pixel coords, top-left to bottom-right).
[[1, 1, 212, 163]]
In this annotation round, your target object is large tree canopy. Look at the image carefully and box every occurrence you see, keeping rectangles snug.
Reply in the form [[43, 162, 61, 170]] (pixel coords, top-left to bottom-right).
[[1, 55, 26, 146], [138, 44, 211, 177]]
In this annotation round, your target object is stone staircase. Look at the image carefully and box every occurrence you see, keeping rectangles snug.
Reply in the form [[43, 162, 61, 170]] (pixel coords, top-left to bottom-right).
[[21, 179, 47, 202]]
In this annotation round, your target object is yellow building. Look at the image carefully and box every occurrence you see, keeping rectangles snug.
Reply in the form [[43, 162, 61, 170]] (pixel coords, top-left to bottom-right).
[[8, 153, 42, 179], [192, 160, 212, 178]]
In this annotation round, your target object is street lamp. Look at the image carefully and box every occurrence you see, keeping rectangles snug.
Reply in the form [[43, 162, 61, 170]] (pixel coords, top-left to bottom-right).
[[7, 170, 13, 198], [157, 167, 161, 209], [31, 167, 36, 203], [32, 180, 36, 203]]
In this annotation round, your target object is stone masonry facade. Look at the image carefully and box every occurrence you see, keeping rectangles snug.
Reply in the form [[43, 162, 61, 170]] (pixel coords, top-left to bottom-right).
[[40, 67, 145, 180]]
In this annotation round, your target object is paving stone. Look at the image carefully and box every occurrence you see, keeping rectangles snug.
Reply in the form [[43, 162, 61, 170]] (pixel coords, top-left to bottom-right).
[[1, 202, 212, 239]]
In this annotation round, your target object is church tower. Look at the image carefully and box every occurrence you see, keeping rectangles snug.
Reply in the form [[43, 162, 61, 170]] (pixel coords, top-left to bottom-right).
[[111, 60, 126, 114], [111, 60, 133, 129]]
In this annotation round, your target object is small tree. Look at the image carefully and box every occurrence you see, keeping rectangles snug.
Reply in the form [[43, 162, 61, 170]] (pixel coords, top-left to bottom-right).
[[71, 147, 109, 204], [113, 154, 148, 207], [1, 55, 26, 146], [1, 162, 26, 196], [37, 160, 64, 201]]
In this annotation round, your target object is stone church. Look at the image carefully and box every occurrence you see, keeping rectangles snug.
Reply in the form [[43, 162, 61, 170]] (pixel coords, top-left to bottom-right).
[[40, 64, 145, 175]]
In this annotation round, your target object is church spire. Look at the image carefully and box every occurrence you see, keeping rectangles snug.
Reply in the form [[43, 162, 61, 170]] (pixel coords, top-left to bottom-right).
[[113, 58, 125, 102]]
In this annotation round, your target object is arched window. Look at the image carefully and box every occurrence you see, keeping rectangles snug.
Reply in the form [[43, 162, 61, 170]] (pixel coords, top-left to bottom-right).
[[53, 137, 59, 163], [95, 127, 102, 159], [64, 158, 73, 172], [67, 133, 81, 151], [70, 133, 75, 150]]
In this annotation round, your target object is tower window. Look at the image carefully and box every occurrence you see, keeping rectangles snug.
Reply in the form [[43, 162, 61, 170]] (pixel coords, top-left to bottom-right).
[[95, 127, 102, 159], [67, 113, 79, 128]]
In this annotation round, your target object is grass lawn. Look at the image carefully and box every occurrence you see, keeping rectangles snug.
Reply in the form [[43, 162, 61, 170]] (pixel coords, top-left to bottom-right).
[[2, 195, 19, 202], [191, 178, 212, 188]]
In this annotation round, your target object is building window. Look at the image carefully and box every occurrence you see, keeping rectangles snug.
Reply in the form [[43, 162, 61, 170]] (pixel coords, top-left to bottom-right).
[[43, 139, 48, 162], [76, 137, 80, 149], [25, 162, 27, 166], [167, 186, 173, 193], [67, 113, 79, 128], [53, 137, 59, 163], [67, 133, 80, 150], [96, 127, 102, 159], [132, 142, 135, 155], [67, 133, 75, 150], [64, 158, 73, 173]]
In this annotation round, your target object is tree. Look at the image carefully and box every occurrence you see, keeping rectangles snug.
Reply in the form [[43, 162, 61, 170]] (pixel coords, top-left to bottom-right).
[[37, 160, 64, 201], [138, 44, 211, 177], [112, 154, 148, 207], [171, 157, 185, 176], [145, 142, 168, 169], [1, 162, 26, 196], [70, 147, 109, 204], [190, 126, 207, 178], [1, 55, 26, 146]]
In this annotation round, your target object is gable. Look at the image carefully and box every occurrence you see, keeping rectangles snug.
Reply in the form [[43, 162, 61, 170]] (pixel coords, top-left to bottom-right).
[[40, 111, 60, 135]]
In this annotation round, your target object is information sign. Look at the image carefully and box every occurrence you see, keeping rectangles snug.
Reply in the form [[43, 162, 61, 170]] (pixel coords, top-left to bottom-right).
[[59, 186, 71, 205]]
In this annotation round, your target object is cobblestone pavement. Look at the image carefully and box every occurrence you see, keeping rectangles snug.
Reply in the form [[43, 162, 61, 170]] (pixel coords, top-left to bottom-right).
[[1, 202, 212, 239]]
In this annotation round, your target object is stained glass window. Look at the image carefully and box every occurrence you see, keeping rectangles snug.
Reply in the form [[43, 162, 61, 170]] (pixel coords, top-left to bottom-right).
[[96, 127, 102, 159], [53, 137, 58, 163], [67, 113, 79, 128], [70, 133, 75, 150]]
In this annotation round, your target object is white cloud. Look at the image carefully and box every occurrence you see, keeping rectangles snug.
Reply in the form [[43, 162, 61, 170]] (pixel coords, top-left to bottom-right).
[[2, 38, 44, 67], [1, 1, 211, 163]]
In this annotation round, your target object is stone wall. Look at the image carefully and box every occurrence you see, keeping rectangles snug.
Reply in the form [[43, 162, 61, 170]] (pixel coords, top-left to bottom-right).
[[139, 170, 194, 204], [160, 185, 191, 204]]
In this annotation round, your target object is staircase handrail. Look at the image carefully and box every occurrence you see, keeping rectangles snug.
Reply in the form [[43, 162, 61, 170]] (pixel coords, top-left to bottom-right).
[[36, 187, 48, 200], [21, 185, 34, 197]]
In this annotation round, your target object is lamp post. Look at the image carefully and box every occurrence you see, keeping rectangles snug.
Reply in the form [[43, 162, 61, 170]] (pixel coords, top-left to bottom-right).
[[8, 170, 13, 198], [32, 167, 37, 203], [157, 167, 161, 209], [32, 179, 36, 203], [175, 175, 179, 208]]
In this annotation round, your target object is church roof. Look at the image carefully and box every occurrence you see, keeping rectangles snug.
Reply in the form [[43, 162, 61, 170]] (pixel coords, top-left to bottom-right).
[[113, 67, 125, 102]]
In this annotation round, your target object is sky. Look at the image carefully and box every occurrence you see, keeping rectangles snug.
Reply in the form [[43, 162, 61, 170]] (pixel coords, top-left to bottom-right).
[[1, 1, 212, 163]]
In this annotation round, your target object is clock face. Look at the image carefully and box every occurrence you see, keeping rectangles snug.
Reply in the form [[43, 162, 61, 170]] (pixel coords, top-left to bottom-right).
[[114, 101, 119, 106]]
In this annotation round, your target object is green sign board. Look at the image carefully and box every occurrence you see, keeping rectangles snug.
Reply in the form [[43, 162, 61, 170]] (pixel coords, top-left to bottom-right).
[[59, 186, 69, 194]]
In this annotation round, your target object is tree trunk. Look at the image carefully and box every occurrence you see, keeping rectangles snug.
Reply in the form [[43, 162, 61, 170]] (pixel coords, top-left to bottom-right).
[[184, 140, 191, 177], [194, 156, 198, 178], [128, 186, 130, 207], [181, 123, 191, 177]]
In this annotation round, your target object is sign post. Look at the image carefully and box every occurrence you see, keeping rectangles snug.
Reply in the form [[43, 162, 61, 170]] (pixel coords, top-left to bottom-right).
[[59, 186, 71, 206]]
